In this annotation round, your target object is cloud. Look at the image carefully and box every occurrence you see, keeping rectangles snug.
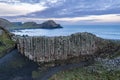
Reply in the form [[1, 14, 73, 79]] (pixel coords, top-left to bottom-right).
[[0, 0, 120, 24], [0, 0, 20, 3], [0, 0, 40, 3], [46, 0, 59, 3], [0, 2, 47, 16], [22, 0, 120, 19], [11, 14, 120, 24], [1, 0, 120, 17]]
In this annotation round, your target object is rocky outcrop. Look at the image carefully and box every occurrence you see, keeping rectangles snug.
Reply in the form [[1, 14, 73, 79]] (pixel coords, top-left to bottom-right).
[[95, 57, 120, 71], [0, 18, 62, 29], [22, 20, 63, 29], [16, 32, 117, 66], [39, 20, 62, 29]]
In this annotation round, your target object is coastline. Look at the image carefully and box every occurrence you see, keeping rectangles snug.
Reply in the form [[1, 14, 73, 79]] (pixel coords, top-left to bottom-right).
[[0, 39, 119, 80], [11, 25, 120, 40], [9, 26, 63, 32]]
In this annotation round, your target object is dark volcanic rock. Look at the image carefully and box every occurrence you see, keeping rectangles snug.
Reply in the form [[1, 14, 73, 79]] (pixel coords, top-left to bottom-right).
[[17, 32, 120, 66], [39, 20, 63, 29], [16, 32, 120, 67], [16, 33, 103, 64]]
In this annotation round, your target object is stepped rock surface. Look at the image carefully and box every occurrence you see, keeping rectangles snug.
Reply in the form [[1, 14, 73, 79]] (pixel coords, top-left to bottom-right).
[[16, 32, 119, 66]]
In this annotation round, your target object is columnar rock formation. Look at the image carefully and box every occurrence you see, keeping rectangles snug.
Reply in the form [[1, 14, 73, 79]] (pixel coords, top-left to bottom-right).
[[16, 32, 112, 65]]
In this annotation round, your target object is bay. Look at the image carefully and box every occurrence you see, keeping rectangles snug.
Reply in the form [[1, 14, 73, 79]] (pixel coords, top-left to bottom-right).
[[12, 25, 120, 40]]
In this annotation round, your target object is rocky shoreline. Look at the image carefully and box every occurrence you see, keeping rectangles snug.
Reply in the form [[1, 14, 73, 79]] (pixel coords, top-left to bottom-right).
[[0, 28, 120, 80], [95, 57, 120, 71]]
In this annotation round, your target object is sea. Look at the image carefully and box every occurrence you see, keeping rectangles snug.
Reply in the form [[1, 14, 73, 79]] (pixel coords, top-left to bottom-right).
[[12, 25, 120, 40]]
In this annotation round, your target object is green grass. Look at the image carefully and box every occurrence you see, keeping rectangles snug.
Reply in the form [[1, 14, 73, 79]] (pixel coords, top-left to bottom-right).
[[0, 35, 15, 58], [32, 68, 48, 79], [110, 49, 120, 59], [32, 70, 42, 79], [49, 63, 120, 80]]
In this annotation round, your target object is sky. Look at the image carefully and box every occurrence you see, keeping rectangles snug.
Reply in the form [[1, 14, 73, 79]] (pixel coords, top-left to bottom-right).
[[0, 0, 120, 25]]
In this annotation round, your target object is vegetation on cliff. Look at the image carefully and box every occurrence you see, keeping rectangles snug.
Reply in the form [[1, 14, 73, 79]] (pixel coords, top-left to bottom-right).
[[22, 22, 38, 28], [0, 31, 15, 58], [19, 20, 63, 29], [49, 40, 120, 80], [49, 63, 120, 80], [49, 56, 120, 80]]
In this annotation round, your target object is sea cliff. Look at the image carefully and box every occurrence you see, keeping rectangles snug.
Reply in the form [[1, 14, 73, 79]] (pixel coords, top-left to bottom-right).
[[16, 32, 119, 67]]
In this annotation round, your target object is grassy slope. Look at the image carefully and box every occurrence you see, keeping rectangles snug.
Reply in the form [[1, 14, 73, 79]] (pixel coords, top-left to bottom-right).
[[30, 40, 120, 80], [0, 34, 15, 58], [49, 40, 120, 80], [49, 63, 120, 80]]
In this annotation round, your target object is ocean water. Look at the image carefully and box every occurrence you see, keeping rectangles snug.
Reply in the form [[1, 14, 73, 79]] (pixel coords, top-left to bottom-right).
[[12, 25, 120, 40]]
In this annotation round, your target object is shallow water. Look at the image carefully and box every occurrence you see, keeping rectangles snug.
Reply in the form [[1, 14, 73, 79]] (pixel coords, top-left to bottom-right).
[[12, 25, 120, 39]]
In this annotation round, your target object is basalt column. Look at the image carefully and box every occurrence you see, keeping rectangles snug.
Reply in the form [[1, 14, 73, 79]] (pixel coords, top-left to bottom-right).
[[16, 32, 108, 64]]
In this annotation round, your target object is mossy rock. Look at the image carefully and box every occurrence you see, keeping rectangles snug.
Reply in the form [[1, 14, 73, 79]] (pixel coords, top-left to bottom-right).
[[0, 36, 15, 58]]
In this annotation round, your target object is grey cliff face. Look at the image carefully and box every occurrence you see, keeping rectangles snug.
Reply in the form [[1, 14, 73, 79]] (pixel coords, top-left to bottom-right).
[[16, 32, 120, 67]]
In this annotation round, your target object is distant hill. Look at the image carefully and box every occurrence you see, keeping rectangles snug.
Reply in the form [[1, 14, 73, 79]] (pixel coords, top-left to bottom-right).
[[22, 20, 63, 29], [40, 20, 63, 29], [12, 22, 22, 26], [0, 18, 13, 29], [0, 18, 63, 29], [22, 22, 38, 28]]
